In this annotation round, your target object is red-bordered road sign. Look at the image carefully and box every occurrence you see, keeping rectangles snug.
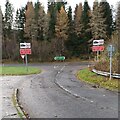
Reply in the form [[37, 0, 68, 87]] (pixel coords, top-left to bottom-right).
[[92, 46, 104, 52], [21, 55, 25, 59], [20, 49, 31, 54]]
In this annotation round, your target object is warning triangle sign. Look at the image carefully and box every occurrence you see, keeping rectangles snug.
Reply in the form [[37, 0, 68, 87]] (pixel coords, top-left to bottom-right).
[[21, 55, 25, 59]]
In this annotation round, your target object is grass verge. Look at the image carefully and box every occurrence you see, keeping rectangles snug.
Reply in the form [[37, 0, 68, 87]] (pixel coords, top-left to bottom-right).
[[77, 68, 118, 92], [0, 66, 41, 75]]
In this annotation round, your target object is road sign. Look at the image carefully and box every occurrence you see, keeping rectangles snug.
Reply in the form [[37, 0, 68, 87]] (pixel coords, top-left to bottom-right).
[[20, 43, 31, 48], [107, 45, 115, 52], [93, 39, 104, 46], [21, 55, 25, 59], [54, 56, 65, 61], [20, 49, 31, 54], [92, 46, 104, 52], [107, 45, 115, 80]]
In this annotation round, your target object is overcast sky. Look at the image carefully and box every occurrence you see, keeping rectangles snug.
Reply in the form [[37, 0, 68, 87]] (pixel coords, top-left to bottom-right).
[[0, 0, 119, 14]]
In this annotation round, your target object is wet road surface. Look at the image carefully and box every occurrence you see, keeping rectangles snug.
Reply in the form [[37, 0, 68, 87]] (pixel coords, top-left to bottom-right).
[[17, 62, 118, 118]]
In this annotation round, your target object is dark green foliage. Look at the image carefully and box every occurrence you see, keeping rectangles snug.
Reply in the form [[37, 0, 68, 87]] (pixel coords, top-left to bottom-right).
[[2, 0, 116, 62], [4, 0, 14, 31], [81, 1, 92, 53], [116, 2, 120, 73], [47, 1, 67, 40], [99, 1, 113, 38], [48, 2, 56, 39], [66, 6, 81, 56], [34, 1, 40, 20], [15, 7, 25, 42]]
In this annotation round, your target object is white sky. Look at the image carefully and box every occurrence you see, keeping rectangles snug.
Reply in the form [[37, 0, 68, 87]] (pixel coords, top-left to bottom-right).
[[0, 0, 119, 14]]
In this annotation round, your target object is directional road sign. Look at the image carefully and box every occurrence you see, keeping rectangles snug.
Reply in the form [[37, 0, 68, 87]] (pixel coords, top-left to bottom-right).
[[93, 39, 104, 46], [54, 56, 65, 61], [20, 43, 31, 49], [20, 49, 31, 55], [92, 46, 104, 52]]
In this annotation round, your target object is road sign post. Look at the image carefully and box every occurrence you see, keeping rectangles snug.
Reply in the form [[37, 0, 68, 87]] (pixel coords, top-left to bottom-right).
[[20, 43, 31, 72], [25, 54, 28, 72], [107, 45, 115, 80], [92, 39, 104, 61], [97, 51, 99, 61]]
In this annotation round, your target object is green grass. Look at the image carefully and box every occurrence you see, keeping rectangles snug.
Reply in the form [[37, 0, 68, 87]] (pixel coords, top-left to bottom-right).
[[77, 68, 118, 91], [0, 66, 41, 75]]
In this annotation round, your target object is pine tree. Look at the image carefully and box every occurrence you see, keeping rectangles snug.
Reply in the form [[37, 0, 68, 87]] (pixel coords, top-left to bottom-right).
[[55, 6, 68, 55], [74, 3, 83, 37], [14, 7, 25, 42], [47, 0, 67, 40], [24, 2, 35, 41], [0, 6, 2, 36], [81, 0, 92, 53], [73, 3, 88, 55], [19, 7, 25, 42], [0, 6, 2, 60], [32, 1, 46, 41], [2, 0, 14, 59], [99, 0, 113, 39], [90, 0, 107, 40], [14, 9, 19, 30], [66, 6, 78, 56], [55, 0, 67, 11], [116, 2, 120, 73], [48, 2, 56, 39], [4, 0, 14, 31], [37, 3, 46, 41]]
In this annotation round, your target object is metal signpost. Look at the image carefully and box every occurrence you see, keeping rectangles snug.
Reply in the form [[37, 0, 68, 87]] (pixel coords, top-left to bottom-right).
[[20, 43, 31, 72], [107, 45, 115, 80], [92, 39, 104, 61]]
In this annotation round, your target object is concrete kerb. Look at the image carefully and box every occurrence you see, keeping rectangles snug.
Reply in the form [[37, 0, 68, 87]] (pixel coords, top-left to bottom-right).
[[13, 89, 30, 119]]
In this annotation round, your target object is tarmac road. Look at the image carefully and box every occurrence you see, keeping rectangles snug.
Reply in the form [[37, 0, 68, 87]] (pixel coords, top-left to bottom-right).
[[18, 62, 118, 118]]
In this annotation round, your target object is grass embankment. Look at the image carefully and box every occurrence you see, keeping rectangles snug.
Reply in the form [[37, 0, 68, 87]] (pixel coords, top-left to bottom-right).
[[0, 66, 41, 75], [77, 68, 118, 91]]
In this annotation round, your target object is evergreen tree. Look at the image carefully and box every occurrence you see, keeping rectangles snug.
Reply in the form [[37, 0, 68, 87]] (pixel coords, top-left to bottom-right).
[[55, 6, 68, 55], [14, 9, 19, 30], [2, 0, 14, 59], [4, 0, 14, 31], [55, 0, 67, 11], [116, 2, 120, 31], [90, 0, 107, 40], [14, 7, 25, 42], [99, 0, 113, 39], [0, 6, 2, 36], [18, 7, 25, 42], [48, 2, 56, 39], [0, 6, 2, 60], [24, 2, 35, 42], [34, 2, 46, 41], [66, 6, 78, 56], [81, 0, 92, 53], [74, 3, 83, 37], [116, 2, 120, 73], [73, 3, 87, 55], [47, 0, 67, 40]]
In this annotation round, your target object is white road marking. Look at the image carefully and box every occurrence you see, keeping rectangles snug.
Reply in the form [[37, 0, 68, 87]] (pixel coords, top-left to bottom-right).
[[60, 66, 65, 71]]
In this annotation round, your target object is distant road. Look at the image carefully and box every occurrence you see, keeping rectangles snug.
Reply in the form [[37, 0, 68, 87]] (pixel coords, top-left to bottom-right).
[[6, 62, 118, 118]]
